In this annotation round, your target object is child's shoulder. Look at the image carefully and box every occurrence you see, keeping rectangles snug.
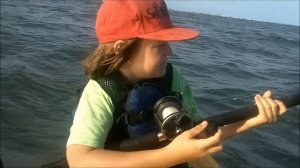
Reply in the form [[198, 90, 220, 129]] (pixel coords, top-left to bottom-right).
[[83, 79, 110, 98]]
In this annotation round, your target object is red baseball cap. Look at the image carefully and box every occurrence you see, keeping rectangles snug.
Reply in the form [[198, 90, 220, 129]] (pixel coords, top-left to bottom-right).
[[96, 0, 200, 43]]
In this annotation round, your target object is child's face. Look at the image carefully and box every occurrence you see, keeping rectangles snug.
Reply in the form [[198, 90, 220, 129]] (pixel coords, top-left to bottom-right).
[[130, 39, 173, 79]]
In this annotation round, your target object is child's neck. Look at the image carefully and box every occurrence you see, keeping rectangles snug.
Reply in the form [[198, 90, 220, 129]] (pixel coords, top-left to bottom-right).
[[119, 63, 141, 84]]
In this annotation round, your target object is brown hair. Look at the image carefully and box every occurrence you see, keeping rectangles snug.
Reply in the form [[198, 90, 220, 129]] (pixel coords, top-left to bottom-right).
[[84, 39, 138, 79]]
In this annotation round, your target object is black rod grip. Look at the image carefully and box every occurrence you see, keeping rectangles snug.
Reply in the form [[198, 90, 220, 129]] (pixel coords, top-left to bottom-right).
[[120, 132, 160, 151], [199, 94, 300, 126]]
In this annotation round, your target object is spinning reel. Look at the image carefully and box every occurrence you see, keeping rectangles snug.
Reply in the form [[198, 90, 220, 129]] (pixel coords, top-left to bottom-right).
[[154, 96, 193, 140]]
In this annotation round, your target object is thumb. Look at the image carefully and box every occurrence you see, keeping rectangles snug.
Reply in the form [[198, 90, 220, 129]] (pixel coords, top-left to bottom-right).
[[275, 99, 287, 115], [186, 121, 208, 138]]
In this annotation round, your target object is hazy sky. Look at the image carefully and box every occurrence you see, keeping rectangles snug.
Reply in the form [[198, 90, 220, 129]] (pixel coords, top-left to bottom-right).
[[166, 0, 299, 26]]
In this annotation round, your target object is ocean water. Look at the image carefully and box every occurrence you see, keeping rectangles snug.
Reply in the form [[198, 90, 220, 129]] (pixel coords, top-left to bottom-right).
[[1, 0, 299, 167]]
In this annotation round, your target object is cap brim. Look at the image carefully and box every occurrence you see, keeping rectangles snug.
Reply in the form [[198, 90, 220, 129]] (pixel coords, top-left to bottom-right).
[[137, 27, 200, 42]]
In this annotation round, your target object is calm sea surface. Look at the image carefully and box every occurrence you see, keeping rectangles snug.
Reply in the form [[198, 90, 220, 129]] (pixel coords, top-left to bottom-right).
[[1, 0, 299, 167]]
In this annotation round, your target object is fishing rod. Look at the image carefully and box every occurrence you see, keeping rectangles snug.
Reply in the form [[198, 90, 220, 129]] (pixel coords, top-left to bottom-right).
[[120, 93, 300, 151]]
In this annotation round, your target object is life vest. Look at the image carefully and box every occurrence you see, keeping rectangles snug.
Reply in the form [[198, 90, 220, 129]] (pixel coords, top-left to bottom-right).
[[96, 63, 190, 168], [96, 63, 173, 150]]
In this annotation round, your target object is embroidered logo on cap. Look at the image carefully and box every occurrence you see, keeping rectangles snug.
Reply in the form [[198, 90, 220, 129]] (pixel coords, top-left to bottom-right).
[[146, 2, 169, 20]]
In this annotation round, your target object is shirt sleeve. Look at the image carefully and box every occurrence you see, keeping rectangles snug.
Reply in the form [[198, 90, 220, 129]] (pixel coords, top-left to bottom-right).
[[67, 79, 114, 148], [171, 65, 202, 122]]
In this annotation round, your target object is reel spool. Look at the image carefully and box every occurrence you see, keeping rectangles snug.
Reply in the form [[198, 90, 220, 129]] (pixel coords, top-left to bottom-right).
[[154, 96, 193, 140]]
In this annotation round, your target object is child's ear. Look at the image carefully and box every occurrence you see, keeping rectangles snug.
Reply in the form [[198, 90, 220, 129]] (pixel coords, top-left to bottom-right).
[[113, 40, 126, 55]]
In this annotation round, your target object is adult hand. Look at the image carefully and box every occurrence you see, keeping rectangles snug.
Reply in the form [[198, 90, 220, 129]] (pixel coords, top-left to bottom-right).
[[245, 90, 287, 128], [165, 121, 223, 163]]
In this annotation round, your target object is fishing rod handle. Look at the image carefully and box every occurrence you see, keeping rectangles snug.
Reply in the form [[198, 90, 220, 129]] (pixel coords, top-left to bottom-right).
[[282, 94, 300, 107], [199, 93, 300, 127], [120, 94, 299, 150]]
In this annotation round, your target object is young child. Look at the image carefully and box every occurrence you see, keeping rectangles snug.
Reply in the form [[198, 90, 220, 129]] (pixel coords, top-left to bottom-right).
[[66, 0, 287, 167]]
